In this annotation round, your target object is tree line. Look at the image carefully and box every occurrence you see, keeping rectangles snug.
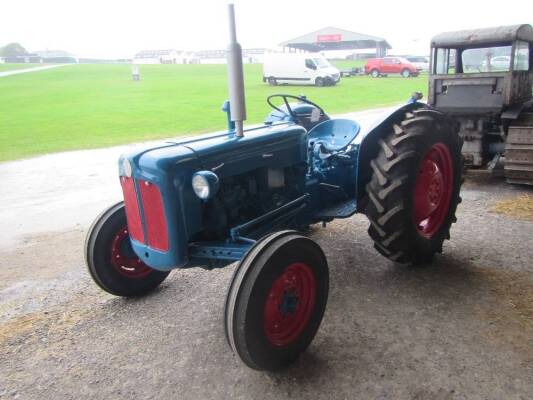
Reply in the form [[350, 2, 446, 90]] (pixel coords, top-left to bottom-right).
[[0, 43, 28, 57]]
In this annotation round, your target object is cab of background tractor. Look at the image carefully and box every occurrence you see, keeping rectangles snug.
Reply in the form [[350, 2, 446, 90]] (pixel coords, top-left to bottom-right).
[[428, 24, 533, 177], [428, 24, 532, 115]]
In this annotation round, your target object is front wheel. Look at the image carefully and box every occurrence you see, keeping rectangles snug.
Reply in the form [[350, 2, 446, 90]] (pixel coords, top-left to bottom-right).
[[225, 231, 329, 370], [370, 69, 380, 78], [401, 69, 411, 78], [364, 108, 463, 264], [85, 202, 170, 297], [315, 77, 325, 87]]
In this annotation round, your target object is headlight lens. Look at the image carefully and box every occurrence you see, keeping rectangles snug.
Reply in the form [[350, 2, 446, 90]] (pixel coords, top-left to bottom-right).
[[192, 171, 219, 200], [192, 174, 210, 199]]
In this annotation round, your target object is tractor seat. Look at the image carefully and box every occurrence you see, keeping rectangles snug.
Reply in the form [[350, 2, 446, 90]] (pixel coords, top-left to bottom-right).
[[307, 119, 361, 152]]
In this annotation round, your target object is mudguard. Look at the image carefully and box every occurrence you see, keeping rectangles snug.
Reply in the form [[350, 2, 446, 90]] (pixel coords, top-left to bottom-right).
[[354, 101, 427, 203]]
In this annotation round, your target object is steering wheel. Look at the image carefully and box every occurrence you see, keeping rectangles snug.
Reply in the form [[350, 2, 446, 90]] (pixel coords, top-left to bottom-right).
[[266, 94, 327, 121]]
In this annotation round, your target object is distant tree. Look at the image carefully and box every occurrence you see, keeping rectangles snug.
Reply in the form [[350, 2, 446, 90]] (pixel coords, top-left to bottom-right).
[[0, 43, 28, 57]]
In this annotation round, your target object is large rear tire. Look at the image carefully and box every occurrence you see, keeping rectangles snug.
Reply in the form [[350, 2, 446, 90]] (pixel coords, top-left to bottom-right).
[[364, 108, 463, 264], [85, 202, 170, 297], [225, 231, 329, 370]]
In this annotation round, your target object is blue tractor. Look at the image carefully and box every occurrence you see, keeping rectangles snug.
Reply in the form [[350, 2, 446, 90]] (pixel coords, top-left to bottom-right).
[[85, 5, 463, 371]]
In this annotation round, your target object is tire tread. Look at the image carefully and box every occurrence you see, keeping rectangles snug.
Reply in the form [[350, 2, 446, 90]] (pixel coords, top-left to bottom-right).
[[364, 107, 463, 264]]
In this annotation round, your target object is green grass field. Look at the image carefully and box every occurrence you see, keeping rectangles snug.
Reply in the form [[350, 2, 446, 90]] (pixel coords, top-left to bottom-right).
[[0, 63, 426, 161]]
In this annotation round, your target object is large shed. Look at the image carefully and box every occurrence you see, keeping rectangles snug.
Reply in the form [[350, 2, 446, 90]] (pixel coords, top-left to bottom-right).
[[280, 27, 391, 56]]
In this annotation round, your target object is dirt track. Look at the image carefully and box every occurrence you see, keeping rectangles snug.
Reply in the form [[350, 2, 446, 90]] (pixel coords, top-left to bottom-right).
[[1, 175, 532, 400]]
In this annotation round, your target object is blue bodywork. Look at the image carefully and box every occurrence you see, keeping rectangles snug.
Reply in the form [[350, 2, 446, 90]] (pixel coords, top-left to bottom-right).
[[119, 97, 425, 271]]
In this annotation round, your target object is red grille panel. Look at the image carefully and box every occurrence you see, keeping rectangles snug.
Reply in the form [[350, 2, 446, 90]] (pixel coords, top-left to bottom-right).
[[138, 180, 169, 252], [120, 177, 144, 243]]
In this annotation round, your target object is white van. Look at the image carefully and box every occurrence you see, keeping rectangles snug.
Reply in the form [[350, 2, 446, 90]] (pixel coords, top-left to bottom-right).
[[263, 53, 340, 86]]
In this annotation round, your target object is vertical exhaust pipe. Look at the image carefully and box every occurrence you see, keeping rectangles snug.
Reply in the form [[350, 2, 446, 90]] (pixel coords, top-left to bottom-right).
[[226, 3, 246, 137]]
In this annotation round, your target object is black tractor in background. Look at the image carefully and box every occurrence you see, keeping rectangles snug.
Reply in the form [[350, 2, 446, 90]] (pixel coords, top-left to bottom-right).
[[428, 24, 533, 185]]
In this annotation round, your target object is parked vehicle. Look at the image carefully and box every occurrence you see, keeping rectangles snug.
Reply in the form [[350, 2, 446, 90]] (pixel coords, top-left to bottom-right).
[[263, 53, 340, 86], [429, 24, 533, 185], [406, 56, 430, 72], [339, 66, 364, 77], [365, 57, 420, 77], [86, 4, 463, 371], [480, 55, 511, 72]]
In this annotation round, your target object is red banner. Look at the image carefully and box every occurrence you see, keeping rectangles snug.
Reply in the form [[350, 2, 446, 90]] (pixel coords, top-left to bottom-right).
[[316, 34, 342, 42]]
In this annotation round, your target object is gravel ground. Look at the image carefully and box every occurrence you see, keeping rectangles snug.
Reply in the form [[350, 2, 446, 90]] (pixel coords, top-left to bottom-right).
[[0, 176, 532, 400]]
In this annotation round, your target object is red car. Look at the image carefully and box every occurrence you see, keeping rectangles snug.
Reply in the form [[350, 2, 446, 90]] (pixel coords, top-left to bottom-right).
[[364, 57, 420, 78]]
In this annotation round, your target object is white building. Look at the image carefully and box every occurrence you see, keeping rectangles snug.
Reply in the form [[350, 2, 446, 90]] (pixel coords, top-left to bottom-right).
[[34, 50, 78, 63], [195, 48, 267, 64], [132, 49, 197, 64]]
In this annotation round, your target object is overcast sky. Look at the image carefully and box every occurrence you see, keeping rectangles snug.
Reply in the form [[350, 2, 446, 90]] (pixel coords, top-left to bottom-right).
[[1, 0, 532, 58]]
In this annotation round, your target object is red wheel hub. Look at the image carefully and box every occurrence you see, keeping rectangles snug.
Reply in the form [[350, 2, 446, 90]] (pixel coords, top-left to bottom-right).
[[110, 226, 152, 279], [263, 263, 316, 347], [413, 143, 454, 238]]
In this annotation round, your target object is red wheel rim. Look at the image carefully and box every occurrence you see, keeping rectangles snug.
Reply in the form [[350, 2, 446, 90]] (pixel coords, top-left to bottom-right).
[[413, 143, 454, 238], [110, 225, 152, 279], [263, 262, 316, 347]]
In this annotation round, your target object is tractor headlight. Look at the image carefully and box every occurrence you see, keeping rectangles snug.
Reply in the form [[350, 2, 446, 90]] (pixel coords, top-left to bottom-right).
[[192, 171, 219, 200]]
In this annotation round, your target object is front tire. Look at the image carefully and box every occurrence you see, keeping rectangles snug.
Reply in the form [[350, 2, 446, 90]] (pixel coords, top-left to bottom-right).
[[315, 77, 325, 87], [370, 69, 380, 78], [364, 108, 463, 264], [401, 69, 411, 78], [85, 202, 170, 297], [225, 231, 329, 370]]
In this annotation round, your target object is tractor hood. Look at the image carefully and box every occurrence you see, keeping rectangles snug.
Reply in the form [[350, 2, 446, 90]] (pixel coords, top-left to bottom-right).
[[118, 122, 307, 270], [120, 122, 307, 180]]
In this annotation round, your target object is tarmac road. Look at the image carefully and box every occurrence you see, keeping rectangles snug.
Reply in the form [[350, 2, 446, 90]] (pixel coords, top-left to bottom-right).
[[0, 108, 532, 399], [0, 64, 70, 78]]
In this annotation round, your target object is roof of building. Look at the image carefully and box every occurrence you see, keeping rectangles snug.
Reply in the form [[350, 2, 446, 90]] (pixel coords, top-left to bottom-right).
[[194, 48, 266, 59], [134, 49, 181, 59], [35, 50, 76, 58], [431, 24, 533, 47], [280, 27, 391, 52]]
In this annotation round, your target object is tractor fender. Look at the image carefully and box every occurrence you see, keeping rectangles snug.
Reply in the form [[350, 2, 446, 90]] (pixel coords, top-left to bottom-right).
[[354, 101, 426, 203]]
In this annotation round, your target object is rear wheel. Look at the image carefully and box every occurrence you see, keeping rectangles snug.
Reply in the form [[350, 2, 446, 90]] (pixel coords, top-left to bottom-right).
[[401, 69, 411, 78], [225, 231, 329, 370], [370, 69, 380, 78], [85, 202, 170, 296], [268, 77, 277, 86], [364, 108, 463, 264]]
